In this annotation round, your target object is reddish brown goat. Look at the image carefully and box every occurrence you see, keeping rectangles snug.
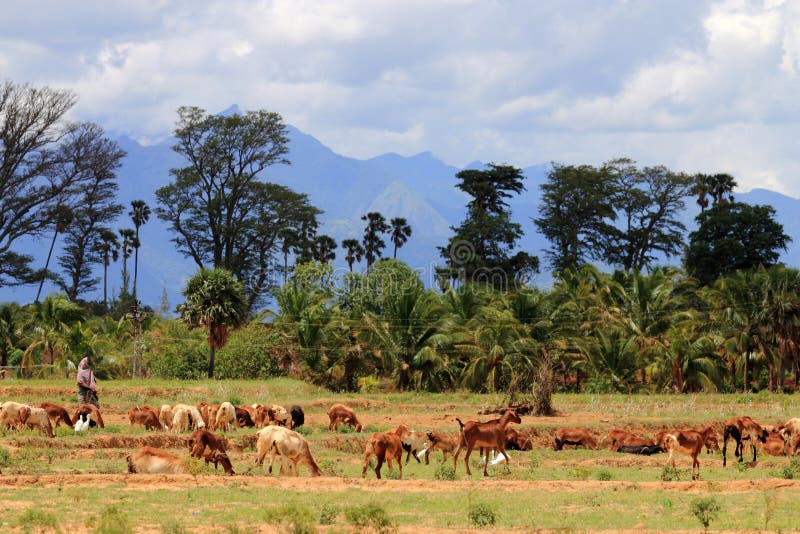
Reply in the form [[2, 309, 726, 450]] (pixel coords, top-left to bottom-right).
[[663, 424, 718, 480], [71, 404, 105, 428], [722, 416, 768, 467], [34, 402, 73, 428], [554, 428, 598, 450], [424, 431, 458, 464], [763, 430, 787, 456], [187, 428, 227, 459], [128, 406, 161, 430], [362, 424, 409, 479], [202, 450, 235, 475], [327, 403, 363, 432], [454, 409, 522, 476]]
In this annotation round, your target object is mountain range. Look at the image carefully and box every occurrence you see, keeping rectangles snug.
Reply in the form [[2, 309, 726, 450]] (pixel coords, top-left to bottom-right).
[[3, 105, 799, 311]]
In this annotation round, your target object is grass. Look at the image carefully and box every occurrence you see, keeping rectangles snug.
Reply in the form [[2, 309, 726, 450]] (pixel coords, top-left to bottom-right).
[[3, 377, 800, 531]]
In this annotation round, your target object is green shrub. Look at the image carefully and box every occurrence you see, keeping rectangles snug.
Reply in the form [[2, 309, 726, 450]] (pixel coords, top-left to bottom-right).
[[267, 503, 316, 534], [215, 322, 286, 379], [344, 503, 396, 534], [690, 497, 721, 533], [0, 446, 11, 472], [145, 321, 207, 379], [596, 469, 612, 481], [469, 503, 497, 528], [571, 466, 591, 480], [660, 465, 684, 481], [92, 504, 133, 534], [528, 451, 541, 470], [18, 507, 60, 533], [318, 504, 339, 525], [435, 463, 457, 481]]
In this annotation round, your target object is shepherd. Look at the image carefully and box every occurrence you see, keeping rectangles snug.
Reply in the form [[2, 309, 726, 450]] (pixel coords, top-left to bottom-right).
[[77, 357, 99, 407]]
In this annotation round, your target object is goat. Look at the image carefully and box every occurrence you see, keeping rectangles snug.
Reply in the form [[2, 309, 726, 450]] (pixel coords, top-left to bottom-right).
[[127, 446, 185, 474], [202, 450, 235, 475], [401, 430, 429, 464], [554, 428, 598, 450], [290, 405, 305, 429], [722, 416, 768, 467], [235, 407, 255, 428], [662, 424, 718, 480], [782, 417, 800, 456], [453, 409, 522, 476], [424, 431, 458, 464], [24, 406, 54, 437], [159, 405, 174, 430], [255, 425, 321, 477], [71, 404, 105, 428], [187, 428, 228, 459], [327, 403, 363, 432], [0, 401, 30, 430], [128, 406, 161, 431], [267, 404, 291, 427], [214, 402, 237, 432], [362, 424, 409, 479], [34, 402, 73, 429]]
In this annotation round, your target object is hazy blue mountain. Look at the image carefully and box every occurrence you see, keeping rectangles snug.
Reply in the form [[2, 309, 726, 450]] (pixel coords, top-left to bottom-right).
[[3, 113, 799, 310]]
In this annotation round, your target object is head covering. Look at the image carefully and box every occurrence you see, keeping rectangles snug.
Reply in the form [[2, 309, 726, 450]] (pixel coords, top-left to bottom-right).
[[77, 357, 97, 391]]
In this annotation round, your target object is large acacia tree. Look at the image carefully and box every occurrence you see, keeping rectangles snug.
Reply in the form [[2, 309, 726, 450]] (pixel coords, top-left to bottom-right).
[[0, 81, 108, 286], [155, 106, 321, 310]]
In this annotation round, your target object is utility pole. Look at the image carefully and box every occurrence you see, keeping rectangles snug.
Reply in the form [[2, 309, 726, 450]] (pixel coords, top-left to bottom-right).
[[128, 300, 146, 379]]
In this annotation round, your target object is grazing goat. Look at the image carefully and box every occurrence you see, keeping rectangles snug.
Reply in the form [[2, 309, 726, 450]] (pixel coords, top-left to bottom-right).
[[127, 446, 185, 474], [255, 425, 321, 477], [172, 404, 205, 431], [327, 403, 363, 432], [782, 417, 800, 456], [34, 402, 73, 428], [505, 427, 533, 451], [215, 402, 237, 432], [290, 405, 305, 429], [362, 424, 409, 479], [663, 424, 717, 480], [722, 416, 768, 467], [763, 429, 788, 456], [248, 404, 269, 427], [24, 406, 54, 437], [654, 428, 717, 455], [424, 431, 458, 464], [267, 404, 291, 427], [159, 405, 174, 430], [202, 450, 235, 475], [554, 428, 598, 450], [0, 401, 29, 430], [187, 428, 228, 459], [71, 404, 105, 428], [235, 407, 255, 428], [401, 430, 429, 464], [453, 409, 522, 476], [128, 406, 161, 431]]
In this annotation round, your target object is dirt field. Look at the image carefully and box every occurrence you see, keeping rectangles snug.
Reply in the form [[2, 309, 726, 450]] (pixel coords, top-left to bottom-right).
[[2, 380, 800, 532]]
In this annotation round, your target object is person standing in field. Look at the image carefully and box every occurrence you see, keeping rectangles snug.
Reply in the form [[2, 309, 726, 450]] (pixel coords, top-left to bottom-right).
[[77, 357, 99, 407]]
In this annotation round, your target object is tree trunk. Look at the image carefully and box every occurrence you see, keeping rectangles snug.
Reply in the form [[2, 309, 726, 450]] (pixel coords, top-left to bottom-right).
[[207, 345, 216, 379], [103, 262, 109, 313], [743, 352, 749, 393], [35, 230, 59, 303], [133, 246, 140, 299]]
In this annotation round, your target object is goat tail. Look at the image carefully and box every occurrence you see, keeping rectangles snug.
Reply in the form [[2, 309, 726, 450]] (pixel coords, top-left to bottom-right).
[[455, 417, 465, 431]]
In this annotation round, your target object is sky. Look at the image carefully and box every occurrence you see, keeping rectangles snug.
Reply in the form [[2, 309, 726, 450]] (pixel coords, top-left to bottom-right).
[[2, 0, 800, 195]]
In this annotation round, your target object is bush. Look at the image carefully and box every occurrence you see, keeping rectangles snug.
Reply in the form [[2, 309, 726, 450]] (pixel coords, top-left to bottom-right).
[[267, 503, 316, 534], [145, 321, 207, 379], [690, 497, 721, 533], [0, 446, 11, 472], [435, 463, 456, 481], [215, 322, 286, 379], [344, 503, 396, 534], [469, 503, 497, 528], [18, 507, 60, 533], [318, 504, 339, 525], [596, 469, 612, 481], [92, 504, 133, 534], [660, 465, 684, 481]]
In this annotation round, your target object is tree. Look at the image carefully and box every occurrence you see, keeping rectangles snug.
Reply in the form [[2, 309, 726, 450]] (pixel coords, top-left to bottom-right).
[[54, 123, 126, 301], [440, 164, 532, 288], [155, 106, 320, 310], [129, 200, 151, 299], [361, 212, 389, 269], [691, 173, 737, 213], [0, 81, 86, 286], [118, 228, 137, 297], [313, 235, 337, 263], [20, 294, 84, 373], [686, 202, 790, 286], [96, 229, 120, 312], [341, 239, 364, 272], [178, 268, 247, 378], [535, 163, 615, 273], [0, 303, 22, 367], [602, 159, 693, 271], [35, 205, 73, 303], [389, 217, 412, 259]]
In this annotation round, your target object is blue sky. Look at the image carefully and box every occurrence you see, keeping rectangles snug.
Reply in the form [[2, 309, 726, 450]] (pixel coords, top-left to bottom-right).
[[3, 0, 800, 195]]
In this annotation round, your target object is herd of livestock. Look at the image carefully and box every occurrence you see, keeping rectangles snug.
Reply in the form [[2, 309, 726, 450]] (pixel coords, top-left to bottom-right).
[[1, 398, 800, 481]]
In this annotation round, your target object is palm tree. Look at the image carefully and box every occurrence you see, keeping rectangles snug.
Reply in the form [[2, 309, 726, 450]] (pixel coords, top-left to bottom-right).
[[389, 217, 412, 259], [96, 229, 120, 312], [0, 303, 22, 368], [341, 239, 365, 272], [21, 294, 84, 375], [129, 200, 151, 299], [119, 228, 137, 297], [35, 206, 73, 304], [313, 235, 337, 263], [178, 268, 248, 378], [361, 212, 389, 269]]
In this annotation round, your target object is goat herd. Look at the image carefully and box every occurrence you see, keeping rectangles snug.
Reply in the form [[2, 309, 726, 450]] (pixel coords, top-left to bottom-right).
[[2, 398, 800, 481]]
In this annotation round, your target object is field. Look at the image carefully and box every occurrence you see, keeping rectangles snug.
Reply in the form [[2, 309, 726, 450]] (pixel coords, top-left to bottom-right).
[[2, 379, 800, 533]]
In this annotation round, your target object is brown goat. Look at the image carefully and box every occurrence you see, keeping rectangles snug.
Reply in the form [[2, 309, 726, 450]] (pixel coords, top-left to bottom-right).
[[187, 428, 228, 459], [453, 409, 522, 476], [202, 450, 235, 475], [722, 416, 768, 467], [663, 424, 718, 480], [71, 404, 105, 428], [554, 428, 598, 450], [424, 431, 458, 464], [128, 406, 161, 430], [34, 402, 73, 429], [327, 403, 363, 432], [362, 424, 409, 479]]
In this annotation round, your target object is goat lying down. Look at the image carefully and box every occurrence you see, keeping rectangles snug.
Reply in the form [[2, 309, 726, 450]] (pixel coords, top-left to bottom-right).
[[617, 444, 662, 455]]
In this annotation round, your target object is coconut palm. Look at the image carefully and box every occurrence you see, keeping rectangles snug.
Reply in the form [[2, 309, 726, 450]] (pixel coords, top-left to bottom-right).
[[20, 294, 85, 376], [178, 268, 248, 378], [129, 200, 151, 299], [119, 228, 137, 297], [389, 217, 412, 259], [96, 229, 120, 312], [0, 303, 22, 368]]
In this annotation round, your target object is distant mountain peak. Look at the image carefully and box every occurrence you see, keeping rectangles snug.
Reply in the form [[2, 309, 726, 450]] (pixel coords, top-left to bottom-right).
[[217, 104, 242, 116]]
